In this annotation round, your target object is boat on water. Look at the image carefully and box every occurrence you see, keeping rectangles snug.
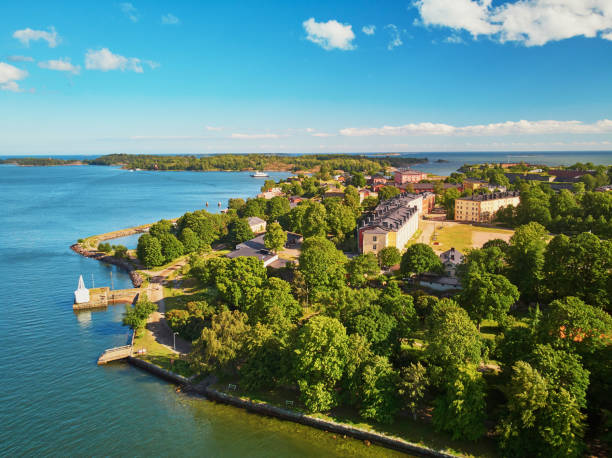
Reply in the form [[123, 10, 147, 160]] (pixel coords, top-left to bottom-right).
[[250, 171, 269, 178]]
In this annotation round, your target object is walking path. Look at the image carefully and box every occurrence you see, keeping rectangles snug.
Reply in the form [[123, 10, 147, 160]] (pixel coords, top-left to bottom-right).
[[144, 259, 192, 355]]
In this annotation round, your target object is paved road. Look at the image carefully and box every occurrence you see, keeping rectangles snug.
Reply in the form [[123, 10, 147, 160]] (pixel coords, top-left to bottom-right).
[[145, 259, 192, 355]]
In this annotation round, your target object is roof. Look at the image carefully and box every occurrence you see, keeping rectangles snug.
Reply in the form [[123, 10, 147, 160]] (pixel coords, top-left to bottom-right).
[[457, 191, 520, 202], [360, 192, 420, 232], [440, 247, 464, 264], [247, 216, 266, 225], [227, 234, 274, 262]]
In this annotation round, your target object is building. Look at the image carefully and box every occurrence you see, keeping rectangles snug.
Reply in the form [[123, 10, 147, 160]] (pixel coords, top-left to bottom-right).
[[227, 232, 303, 268], [595, 184, 612, 192], [548, 169, 588, 181], [439, 247, 464, 277], [463, 179, 488, 191], [257, 187, 284, 199], [358, 189, 378, 203], [421, 192, 436, 214], [370, 175, 388, 186], [455, 191, 520, 223], [504, 173, 554, 184], [323, 187, 345, 199], [247, 216, 266, 233], [358, 193, 423, 254], [394, 169, 428, 185]]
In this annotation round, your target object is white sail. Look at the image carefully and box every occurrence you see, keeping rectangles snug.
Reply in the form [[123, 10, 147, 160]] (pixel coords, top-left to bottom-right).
[[74, 275, 90, 304]]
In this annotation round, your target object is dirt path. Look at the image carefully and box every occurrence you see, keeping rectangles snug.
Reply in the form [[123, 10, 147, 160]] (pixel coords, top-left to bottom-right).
[[144, 259, 192, 355]]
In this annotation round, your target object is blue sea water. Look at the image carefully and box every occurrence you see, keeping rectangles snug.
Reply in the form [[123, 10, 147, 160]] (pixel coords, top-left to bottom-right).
[[0, 165, 403, 457]]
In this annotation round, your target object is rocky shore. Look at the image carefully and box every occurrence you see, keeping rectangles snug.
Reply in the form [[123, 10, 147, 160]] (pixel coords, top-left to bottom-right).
[[70, 243, 144, 287]]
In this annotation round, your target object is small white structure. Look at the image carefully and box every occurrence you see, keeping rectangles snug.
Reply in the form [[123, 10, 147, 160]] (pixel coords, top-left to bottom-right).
[[439, 247, 464, 277], [74, 275, 90, 304], [247, 216, 267, 233]]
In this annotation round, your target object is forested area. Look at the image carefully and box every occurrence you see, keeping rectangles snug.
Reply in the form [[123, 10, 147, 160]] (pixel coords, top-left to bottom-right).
[[87, 153, 425, 173], [161, 221, 611, 456]]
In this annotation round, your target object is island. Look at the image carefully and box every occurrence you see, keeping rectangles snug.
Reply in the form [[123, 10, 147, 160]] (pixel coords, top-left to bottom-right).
[[73, 161, 612, 457]]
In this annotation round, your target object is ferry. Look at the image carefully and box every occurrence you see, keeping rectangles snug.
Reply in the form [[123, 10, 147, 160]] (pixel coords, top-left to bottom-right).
[[250, 171, 269, 178]]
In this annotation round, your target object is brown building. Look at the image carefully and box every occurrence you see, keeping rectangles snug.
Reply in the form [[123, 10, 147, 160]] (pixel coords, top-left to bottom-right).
[[455, 191, 520, 223], [394, 169, 428, 184]]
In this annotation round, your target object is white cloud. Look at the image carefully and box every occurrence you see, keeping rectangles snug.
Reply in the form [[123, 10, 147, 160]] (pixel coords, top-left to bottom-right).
[[444, 34, 465, 44], [414, 0, 612, 46], [13, 27, 59, 48], [303, 18, 356, 50], [120, 3, 139, 22], [362, 25, 376, 35], [205, 126, 223, 131], [231, 133, 281, 139], [0, 62, 28, 92], [340, 119, 612, 136], [162, 13, 180, 25], [385, 24, 403, 49], [85, 48, 157, 73], [38, 58, 80, 75], [311, 132, 335, 137], [305, 127, 315, 133], [7, 55, 34, 63]]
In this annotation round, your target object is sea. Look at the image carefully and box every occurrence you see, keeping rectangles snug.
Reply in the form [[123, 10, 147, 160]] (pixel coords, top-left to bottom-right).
[[0, 152, 610, 457]]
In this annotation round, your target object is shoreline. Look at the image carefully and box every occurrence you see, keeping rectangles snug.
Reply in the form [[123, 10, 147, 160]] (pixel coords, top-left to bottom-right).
[[126, 356, 456, 458]]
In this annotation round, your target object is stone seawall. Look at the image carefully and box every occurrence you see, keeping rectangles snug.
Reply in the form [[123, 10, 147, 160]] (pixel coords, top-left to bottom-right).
[[127, 357, 190, 385], [70, 243, 143, 287]]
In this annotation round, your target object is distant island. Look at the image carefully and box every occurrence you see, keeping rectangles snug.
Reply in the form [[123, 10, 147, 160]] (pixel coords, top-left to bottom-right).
[[1, 153, 427, 173]]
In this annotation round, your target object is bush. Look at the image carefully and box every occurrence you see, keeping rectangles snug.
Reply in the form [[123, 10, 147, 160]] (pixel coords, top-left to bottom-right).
[[123, 295, 157, 332], [98, 242, 112, 252], [113, 245, 128, 258]]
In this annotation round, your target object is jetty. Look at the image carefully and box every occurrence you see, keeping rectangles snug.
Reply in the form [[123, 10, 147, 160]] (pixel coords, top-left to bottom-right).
[[73, 281, 141, 310], [97, 345, 133, 364]]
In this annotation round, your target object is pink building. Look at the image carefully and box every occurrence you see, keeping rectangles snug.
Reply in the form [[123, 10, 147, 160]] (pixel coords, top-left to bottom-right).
[[394, 169, 427, 184]]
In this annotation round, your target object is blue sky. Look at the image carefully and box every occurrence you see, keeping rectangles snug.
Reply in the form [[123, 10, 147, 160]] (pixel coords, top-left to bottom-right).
[[1, 0, 612, 154]]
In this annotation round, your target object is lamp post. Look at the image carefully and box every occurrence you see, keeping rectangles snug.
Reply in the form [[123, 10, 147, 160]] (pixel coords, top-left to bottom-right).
[[173, 332, 178, 350]]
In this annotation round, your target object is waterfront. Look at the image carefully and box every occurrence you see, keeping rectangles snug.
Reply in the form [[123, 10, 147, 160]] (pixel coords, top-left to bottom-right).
[[0, 164, 403, 457]]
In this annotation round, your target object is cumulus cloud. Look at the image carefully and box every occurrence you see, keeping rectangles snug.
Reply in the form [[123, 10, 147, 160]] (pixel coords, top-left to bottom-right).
[[120, 3, 139, 22], [362, 25, 376, 35], [38, 58, 80, 74], [0, 62, 28, 92], [13, 27, 59, 48], [414, 0, 612, 46], [7, 55, 34, 63], [205, 126, 223, 131], [303, 18, 356, 50], [162, 13, 180, 25], [385, 24, 403, 49], [231, 133, 281, 139], [85, 48, 157, 73], [339, 119, 612, 136]]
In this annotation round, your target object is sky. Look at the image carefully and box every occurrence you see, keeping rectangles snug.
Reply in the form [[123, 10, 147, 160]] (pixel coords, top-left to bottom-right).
[[1, 0, 612, 155]]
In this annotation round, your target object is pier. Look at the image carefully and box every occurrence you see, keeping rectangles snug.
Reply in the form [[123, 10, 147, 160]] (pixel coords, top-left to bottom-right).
[[97, 345, 133, 364], [73, 287, 141, 310]]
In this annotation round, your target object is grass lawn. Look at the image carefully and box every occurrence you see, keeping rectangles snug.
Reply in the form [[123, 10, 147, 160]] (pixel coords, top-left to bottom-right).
[[133, 329, 193, 377], [431, 224, 514, 253], [164, 290, 213, 313]]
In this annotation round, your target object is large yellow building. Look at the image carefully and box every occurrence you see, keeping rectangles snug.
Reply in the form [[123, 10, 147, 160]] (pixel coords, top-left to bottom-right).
[[455, 191, 520, 223], [358, 193, 423, 254]]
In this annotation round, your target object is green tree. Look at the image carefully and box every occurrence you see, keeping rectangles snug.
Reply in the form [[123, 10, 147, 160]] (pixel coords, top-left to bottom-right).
[[426, 301, 482, 372], [266, 196, 291, 221], [378, 185, 400, 201], [506, 222, 548, 303], [228, 218, 254, 247], [113, 244, 128, 258], [343, 185, 361, 216], [298, 236, 347, 292], [136, 233, 164, 268], [346, 253, 379, 287], [190, 309, 250, 375], [377, 246, 401, 269], [459, 271, 519, 329], [179, 227, 200, 253], [351, 172, 366, 187], [249, 278, 301, 331], [211, 256, 267, 311], [261, 179, 276, 192], [240, 197, 268, 218], [498, 361, 585, 457], [228, 198, 246, 211], [292, 316, 349, 412], [399, 362, 429, 420], [264, 221, 287, 253], [356, 355, 400, 423], [442, 188, 461, 219], [324, 198, 356, 242], [286, 200, 328, 237], [240, 323, 289, 391], [432, 365, 486, 441], [122, 294, 157, 333], [158, 232, 184, 262], [543, 233, 612, 310], [400, 243, 443, 277], [149, 219, 173, 238]]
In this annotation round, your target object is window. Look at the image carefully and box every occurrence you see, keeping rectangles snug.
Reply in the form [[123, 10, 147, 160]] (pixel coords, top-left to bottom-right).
[[373, 244, 377, 250], [373, 236, 377, 242]]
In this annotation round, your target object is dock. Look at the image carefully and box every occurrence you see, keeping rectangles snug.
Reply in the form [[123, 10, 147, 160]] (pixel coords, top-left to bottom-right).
[[73, 287, 141, 310], [97, 345, 133, 364]]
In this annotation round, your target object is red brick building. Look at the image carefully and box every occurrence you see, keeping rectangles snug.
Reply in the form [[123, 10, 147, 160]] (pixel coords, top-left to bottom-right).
[[394, 169, 428, 184]]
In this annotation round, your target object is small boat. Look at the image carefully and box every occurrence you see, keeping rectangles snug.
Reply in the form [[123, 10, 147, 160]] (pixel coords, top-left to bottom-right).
[[250, 171, 269, 178]]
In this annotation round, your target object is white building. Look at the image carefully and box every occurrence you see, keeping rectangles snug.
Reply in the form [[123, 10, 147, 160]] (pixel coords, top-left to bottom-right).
[[74, 275, 90, 304], [247, 216, 267, 233], [439, 247, 464, 277]]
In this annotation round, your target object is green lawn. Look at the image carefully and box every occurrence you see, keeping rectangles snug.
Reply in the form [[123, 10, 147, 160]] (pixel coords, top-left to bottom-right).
[[133, 329, 193, 377], [431, 224, 514, 253]]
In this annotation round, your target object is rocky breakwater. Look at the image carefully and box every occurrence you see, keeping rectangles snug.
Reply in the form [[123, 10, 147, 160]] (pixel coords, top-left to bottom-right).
[[70, 243, 144, 287]]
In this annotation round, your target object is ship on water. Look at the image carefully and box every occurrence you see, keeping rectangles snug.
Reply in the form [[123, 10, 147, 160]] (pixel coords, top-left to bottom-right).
[[250, 171, 269, 178]]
